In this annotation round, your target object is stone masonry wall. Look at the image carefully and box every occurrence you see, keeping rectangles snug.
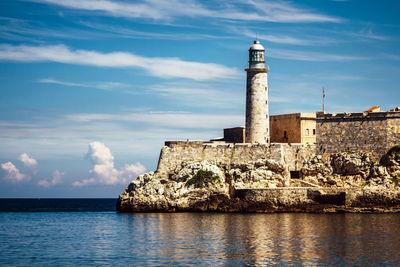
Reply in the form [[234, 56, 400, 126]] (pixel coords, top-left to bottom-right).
[[157, 141, 315, 175], [317, 112, 400, 160], [387, 117, 400, 151]]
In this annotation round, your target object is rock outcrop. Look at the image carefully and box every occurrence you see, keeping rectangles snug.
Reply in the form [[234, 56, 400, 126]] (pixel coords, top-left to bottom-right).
[[117, 143, 400, 213]]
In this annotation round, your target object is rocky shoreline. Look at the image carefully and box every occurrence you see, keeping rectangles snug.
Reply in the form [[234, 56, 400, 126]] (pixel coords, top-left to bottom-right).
[[117, 144, 400, 213]]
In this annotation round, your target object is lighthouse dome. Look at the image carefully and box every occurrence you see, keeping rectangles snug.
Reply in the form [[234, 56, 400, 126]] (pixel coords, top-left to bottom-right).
[[249, 40, 264, 51]]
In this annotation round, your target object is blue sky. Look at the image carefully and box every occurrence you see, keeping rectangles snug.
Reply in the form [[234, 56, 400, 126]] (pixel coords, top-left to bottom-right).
[[0, 0, 399, 197]]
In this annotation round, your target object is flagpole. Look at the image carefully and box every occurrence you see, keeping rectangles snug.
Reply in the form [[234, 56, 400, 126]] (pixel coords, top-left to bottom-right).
[[322, 87, 325, 113]]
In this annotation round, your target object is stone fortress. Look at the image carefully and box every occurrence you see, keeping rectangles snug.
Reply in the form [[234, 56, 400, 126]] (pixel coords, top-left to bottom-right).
[[117, 40, 400, 213]]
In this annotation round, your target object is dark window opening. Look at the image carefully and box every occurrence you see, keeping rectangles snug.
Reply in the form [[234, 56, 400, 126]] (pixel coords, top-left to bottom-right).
[[283, 130, 288, 142], [290, 171, 301, 179], [313, 129, 316, 135]]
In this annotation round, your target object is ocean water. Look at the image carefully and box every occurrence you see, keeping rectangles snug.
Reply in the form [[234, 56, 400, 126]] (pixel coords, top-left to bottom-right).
[[0, 200, 400, 266]]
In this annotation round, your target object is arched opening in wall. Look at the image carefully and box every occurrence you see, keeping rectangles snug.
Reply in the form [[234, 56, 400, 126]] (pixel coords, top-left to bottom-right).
[[306, 129, 310, 135], [290, 171, 301, 179], [283, 130, 288, 142], [313, 129, 316, 135]]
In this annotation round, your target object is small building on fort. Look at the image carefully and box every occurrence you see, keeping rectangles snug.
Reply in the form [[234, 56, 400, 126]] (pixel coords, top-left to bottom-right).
[[270, 113, 316, 144], [221, 113, 317, 144]]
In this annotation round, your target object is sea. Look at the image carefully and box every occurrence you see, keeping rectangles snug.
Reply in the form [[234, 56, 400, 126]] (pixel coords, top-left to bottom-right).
[[0, 199, 400, 266]]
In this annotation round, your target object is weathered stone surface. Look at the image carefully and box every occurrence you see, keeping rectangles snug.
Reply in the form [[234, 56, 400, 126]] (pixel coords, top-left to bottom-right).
[[316, 111, 400, 160], [117, 142, 400, 213], [245, 70, 269, 143]]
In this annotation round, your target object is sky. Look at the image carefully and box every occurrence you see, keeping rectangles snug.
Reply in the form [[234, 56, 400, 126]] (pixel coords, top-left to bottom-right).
[[0, 0, 399, 198]]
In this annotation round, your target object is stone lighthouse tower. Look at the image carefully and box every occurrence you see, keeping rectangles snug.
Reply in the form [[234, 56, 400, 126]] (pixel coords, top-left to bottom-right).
[[245, 40, 269, 144]]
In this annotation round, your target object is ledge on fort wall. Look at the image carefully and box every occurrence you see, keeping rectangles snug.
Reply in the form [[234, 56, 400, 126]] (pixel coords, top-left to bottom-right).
[[164, 140, 272, 149], [164, 140, 313, 148], [317, 111, 400, 122]]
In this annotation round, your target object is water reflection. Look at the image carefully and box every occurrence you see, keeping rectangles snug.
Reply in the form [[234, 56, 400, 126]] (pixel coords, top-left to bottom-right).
[[1, 212, 400, 265], [120, 213, 400, 265]]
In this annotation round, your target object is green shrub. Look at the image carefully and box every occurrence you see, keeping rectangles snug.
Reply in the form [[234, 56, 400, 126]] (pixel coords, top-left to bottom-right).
[[186, 169, 220, 188], [391, 173, 400, 186], [391, 177, 400, 186]]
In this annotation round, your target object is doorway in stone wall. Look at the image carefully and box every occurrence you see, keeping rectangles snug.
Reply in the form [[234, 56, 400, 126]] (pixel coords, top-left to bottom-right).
[[290, 171, 301, 179]]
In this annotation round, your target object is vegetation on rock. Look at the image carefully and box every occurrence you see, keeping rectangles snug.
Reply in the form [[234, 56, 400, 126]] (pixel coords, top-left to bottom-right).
[[391, 173, 400, 186], [186, 169, 220, 188]]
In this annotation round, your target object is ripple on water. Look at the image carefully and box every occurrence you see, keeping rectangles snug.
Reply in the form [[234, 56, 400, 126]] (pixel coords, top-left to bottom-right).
[[0, 212, 400, 266]]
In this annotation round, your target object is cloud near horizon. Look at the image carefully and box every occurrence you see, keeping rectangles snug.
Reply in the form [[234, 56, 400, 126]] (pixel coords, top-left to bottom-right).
[[0, 44, 238, 81], [72, 141, 146, 187], [1, 162, 30, 183], [37, 170, 64, 188], [18, 153, 38, 167]]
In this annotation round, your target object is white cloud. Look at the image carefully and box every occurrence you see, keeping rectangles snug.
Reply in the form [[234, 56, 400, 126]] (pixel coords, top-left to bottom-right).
[[80, 21, 231, 40], [120, 163, 147, 180], [1, 161, 30, 183], [269, 48, 370, 62], [34, 0, 341, 23], [244, 0, 342, 23], [0, 44, 238, 81], [72, 142, 146, 186], [0, 17, 101, 42], [18, 153, 38, 167], [72, 178, 95, 187], [38, 169, 64, 187], [38, 78, 128, 91], [238, 28, 337, 46]]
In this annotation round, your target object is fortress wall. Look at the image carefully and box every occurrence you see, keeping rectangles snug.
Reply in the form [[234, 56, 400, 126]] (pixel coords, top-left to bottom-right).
[[156, 141, 315, 175], [387, 118, 400, 150], [282, 143, 316, 171], [316, 112, 400, 160]]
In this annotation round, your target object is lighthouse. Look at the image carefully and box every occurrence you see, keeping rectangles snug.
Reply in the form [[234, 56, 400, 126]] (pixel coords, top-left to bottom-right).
[[245, 40, 269, 144]]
